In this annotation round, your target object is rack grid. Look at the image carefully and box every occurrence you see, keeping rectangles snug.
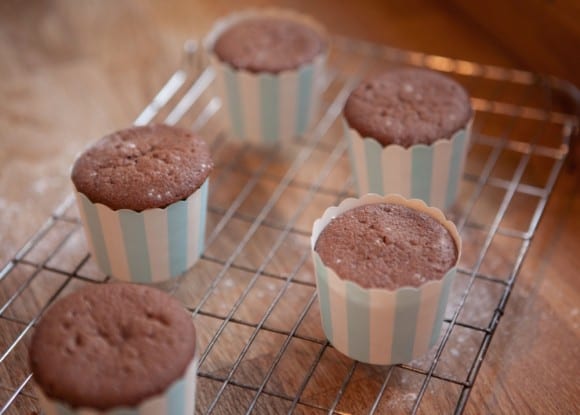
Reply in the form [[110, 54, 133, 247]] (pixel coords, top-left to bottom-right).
[[0, 36, 577, 414]]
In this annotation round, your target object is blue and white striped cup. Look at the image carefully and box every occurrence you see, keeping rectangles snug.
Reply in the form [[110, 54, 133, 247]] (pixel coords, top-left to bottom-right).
[[311, 194, 461, 365], [75, 180, 209, 283], [344, 119, 473, 211], [203, 8, 328, 144], [37, 342, 199, 415]]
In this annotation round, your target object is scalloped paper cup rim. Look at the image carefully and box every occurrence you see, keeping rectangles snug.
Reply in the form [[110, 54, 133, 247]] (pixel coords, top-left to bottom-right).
[[311, 193, 462, 294], [202, 8, 330, 75], [73, 187, 205, 214], [343, 116, 474, 152]]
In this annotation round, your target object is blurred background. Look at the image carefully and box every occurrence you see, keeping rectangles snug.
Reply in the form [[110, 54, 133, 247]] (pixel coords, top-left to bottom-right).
[[0, 0, 578, 264]]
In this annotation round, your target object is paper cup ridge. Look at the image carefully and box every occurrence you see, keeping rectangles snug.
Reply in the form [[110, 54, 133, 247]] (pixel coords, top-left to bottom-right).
[[76, 180, 209, 283], [344, 118, 473, 210]]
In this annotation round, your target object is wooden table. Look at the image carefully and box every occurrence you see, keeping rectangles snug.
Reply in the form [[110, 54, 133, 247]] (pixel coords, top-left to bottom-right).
[[0, 1, 578, 414]]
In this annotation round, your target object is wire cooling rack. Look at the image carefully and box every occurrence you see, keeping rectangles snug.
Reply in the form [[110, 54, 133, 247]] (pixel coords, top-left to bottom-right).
[[0, 36, 577, 415]]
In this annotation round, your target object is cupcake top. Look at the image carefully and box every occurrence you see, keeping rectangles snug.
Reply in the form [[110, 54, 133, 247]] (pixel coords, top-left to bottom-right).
[[29, 283, 196, 411], [71, 124, 213, 211], [213, 16, 325, 73], [314, 203, 458, 290], [343, 68, 472, 147]]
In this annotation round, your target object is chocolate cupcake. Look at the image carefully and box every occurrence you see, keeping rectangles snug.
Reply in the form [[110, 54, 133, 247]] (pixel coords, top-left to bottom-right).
[[311, 194, 461, 365], [343, 68, 473, 210], [72, 124, 213, 283], [204, 9, 328, 144], [30, 283, 198, 414]]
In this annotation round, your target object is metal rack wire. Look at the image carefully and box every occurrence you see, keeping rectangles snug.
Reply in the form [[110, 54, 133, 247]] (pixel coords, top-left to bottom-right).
[[0, 36, 577, 414]]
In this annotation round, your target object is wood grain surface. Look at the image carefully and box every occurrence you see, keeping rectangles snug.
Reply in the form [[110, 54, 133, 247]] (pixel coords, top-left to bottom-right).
[[0, 1, 578, 414]]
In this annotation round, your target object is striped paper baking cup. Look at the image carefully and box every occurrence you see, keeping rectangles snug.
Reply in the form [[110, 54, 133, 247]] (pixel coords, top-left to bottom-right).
[[203, 8, 328, 144], [75, 180, 209, 283], [344, 118, 473, 210], [311, 194, 461, 365], [37, 341, 199, 415]]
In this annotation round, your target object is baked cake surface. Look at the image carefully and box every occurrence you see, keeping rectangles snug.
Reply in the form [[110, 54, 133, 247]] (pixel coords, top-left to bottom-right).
[[71, 124, 213, 211], [315, 203, 458, 289], [213, 17, 325, 73], [29, 283, 196, 410], [344, 68, 472, 147]]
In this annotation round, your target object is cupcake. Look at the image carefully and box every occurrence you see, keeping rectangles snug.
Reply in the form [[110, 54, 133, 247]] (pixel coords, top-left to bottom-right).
[[311, 194, 461, 365], [203, 8, 328, 144], [29, 283, 198, 414], [343, 68, 473, 210], [71, 124, 213, 283]]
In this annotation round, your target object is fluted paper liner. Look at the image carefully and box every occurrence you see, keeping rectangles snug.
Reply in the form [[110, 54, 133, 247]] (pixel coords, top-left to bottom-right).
[[311, 194, 461, 365], [75, 180, 209, 283], [344, 118, 473, 210], [203, 8, 328, 144], [37, 329, 199, 415]]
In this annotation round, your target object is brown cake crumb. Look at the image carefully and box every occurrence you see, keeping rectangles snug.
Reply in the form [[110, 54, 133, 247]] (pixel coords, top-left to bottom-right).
[[29, 283, 196, 410], [214, 17, 325, 73], [315, 203, 458, 289], [71, 124, 213, 211], [344, 68, 472, 148]]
